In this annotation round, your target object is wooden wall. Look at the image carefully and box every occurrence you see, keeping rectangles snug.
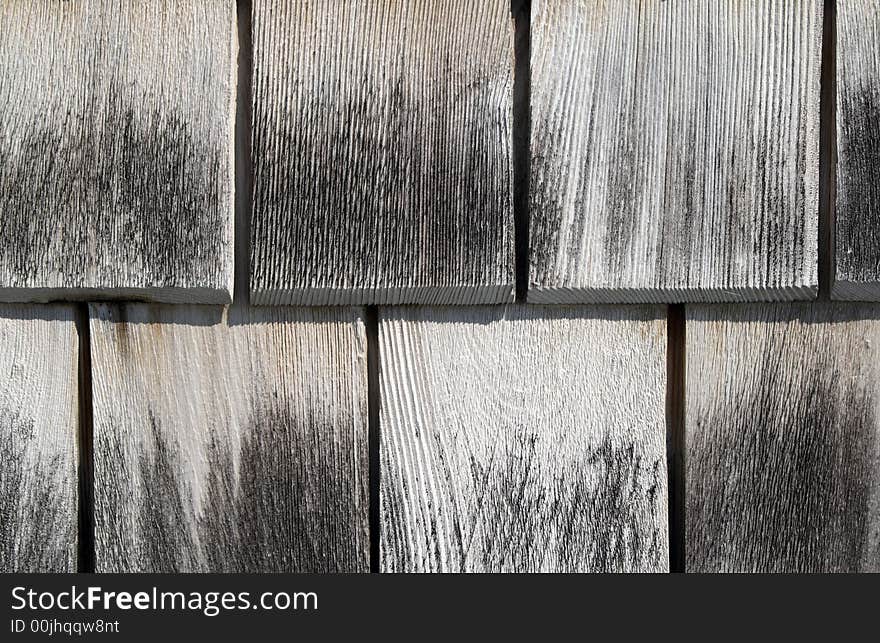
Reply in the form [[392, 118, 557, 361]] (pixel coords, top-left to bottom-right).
[[687, 304, 880, 572], [2, 0, 880, 574]]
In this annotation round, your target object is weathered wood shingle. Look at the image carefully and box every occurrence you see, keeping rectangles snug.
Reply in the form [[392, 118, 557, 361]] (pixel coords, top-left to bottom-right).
[[90, 304, 369, 572], [687, 304, 880, 572], [380, 306, 668, 572], [250, 0, 514, 305], [529, 0, 821, 303], [0, 304, 79, 572], [835, 1, 880, 300], [0, 0, 235, 303]]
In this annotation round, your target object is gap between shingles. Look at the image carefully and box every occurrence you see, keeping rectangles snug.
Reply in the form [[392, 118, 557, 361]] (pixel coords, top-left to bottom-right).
[[76, 303, 95, 573], [818, 0, 837, 301], [365, 306, 381, 573], [512, 0, 530, 302], [234, 0, 255, 308], [666, 304, 686, 573]]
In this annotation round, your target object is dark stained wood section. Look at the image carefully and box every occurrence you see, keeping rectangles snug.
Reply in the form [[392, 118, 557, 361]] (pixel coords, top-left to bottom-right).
[[686, 303, 880, 572], [834, 1, 880, 300], [89, 304, 369, 572], [529, 0, 822, 303], [249, 0, 515, 305], [379, 305, 668, 572], [0, 304, 79, 572], [0, 0, 235, 303], [5, 0, 880, 578]]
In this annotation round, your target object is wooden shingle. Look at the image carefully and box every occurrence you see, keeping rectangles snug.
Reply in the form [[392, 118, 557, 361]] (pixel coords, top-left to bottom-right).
[[529, 0, 822, 303], [90, 304, 369, 572], [250, 0, 514, 305], [380, 305, 668, 572], [0, 0, 235, 303], [835, 0, 880, 300]]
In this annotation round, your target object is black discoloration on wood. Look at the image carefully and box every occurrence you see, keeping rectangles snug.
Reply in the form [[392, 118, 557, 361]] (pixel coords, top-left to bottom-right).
[[250, 0, 514, 305], [655, 115, 699, 292], [0, 0, 234, 302], [464, 432, 665, 572], [252, 101, 510, 300], [136, 413, 200, 572], [835, 0, 880, 298], [687, 304, 880, 572], [690, 373, 875, 571], [96, 404, 368, 573], [201, 404, 367, 573], [837, 90, 880, 275], [601, 110, 645, 275], [380, 306, 668, 572], [382, 429, 666, 573], [0, 94, 225, 290], [0, 410, 75, 572], [95, 408, 199, 572], [90, 304, 369, 573], [0, 304, 78, 573]]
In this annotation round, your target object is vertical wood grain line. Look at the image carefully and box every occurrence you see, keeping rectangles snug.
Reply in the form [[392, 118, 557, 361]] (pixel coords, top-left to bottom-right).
[[366, 306, 381, 572], [76, 303, 95, 573], [819, 0, 836, 300], [235, 0, 254, 306], [666, 304, 686, 572], [513, 0, 530, 302]]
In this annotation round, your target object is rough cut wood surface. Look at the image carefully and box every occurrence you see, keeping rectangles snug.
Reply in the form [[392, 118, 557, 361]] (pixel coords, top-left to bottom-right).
[[0, 305, 79, 572], [0, 0, 235, 303], [687, 304, 880, 572], [835, 1, 880, 300], [250, 0, 514, 305], [380, 306, 668, 572], [90, 304, 369, 573], [529, 0, 821, 303]]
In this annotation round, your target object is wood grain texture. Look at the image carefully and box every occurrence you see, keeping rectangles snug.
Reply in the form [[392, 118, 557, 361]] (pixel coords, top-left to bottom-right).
[[0, 305, 78, 572], [250, 0, 514, 306], [687, 304, 880, 572], [529, 0, 822, 303], [835, 1, 880, 300], [380, 306, 668, 572], [90, 304, 369, 573], [0, 0, 235, 303]]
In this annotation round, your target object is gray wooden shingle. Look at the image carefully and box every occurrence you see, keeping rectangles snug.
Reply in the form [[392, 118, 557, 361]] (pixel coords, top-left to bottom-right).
[[380, 305, 668, 572], [90, 304, 369, 572], [0, 304, 79, 572], [529, 0, 822, 303], [835, 1, 880, 300], [0, 0, 235, 303], [687, 304, 880, 572], [250, 0, 514, 305]]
